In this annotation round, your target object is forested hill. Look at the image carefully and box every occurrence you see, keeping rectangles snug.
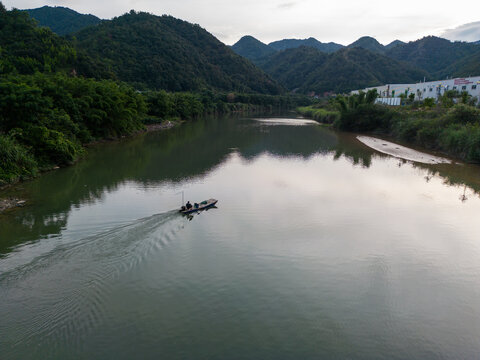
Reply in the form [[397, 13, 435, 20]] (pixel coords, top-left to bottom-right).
[[230, 36, 277, 61], [259, 46, 427, 94], [386, 36, 480, 78], [73, 12, 283, 94], [347, 36, 386, 54], [385, 40, 405, 50], [24, 6, 101, 35], [0, 6, 111, 79], [268, 38, 344, 53]]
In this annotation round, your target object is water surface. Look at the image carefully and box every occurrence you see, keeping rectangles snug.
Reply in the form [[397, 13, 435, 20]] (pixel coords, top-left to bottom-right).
[[1, 115, 480, 359]]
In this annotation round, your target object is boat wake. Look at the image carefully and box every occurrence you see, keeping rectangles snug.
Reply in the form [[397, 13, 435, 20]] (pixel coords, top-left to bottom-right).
[[0, 210, 185, 357]]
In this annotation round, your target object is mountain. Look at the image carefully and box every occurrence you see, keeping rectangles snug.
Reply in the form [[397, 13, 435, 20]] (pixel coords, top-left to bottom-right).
[[259, 46, 427, 94], [230, 35, 276, 61], [385, 40, 405, 50], [0, 6, 110, 78], [24, 6, 101, 35], [268, 37, 344, 53], [386, 36, 480, 77], [73, 11, 283, 94], [348, 36, 385, 54], [439, 50, 480, 78]]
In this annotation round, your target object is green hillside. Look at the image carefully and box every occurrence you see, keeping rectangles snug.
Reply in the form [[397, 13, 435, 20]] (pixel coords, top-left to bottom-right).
[[347, 36, 386, 54], [24, 6, 101, 35], [74, 12, 283, 94], [0, 6, 110, 78], [385, 40, 405, 50], [268, 37, 343, 53], [260, 46, 427, 94], [230, 35, 277, 61], [386, 36, 480, 78], [440, 50, 480, 78]]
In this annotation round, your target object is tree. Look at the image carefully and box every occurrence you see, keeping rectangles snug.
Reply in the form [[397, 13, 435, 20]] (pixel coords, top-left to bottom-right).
[[423, 98, 435, 107]]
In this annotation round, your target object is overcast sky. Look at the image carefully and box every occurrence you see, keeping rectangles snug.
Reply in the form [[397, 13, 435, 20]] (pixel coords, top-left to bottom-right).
[[5, 0, 480, 45]]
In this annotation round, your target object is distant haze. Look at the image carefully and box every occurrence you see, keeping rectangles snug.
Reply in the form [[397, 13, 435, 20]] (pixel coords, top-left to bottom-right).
[[5, 0, 480, 45]]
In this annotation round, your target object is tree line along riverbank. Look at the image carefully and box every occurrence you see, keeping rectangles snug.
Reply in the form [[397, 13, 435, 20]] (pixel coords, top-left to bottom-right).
[[298, 90, 480, 163], [0, 72, 310, 187]]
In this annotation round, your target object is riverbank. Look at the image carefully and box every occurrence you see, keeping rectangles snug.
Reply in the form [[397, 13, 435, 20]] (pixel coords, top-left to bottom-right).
[[0, 119, 179, 214], [298, 100, 480, 163], [0, 197, 26, 213]]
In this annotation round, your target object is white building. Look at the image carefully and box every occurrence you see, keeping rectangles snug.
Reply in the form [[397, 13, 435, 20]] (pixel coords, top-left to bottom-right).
[[352, 76, 480, 103]]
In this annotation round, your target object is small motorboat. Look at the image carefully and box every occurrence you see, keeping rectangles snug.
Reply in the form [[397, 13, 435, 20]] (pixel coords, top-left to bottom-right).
[[180, 199, 218, 214]]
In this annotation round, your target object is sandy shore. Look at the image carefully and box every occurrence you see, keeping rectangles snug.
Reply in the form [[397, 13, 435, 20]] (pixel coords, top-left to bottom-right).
[[357, 135, 452, 165]]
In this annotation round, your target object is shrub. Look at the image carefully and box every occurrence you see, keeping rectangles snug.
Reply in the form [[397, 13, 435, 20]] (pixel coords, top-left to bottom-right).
[[21, 126, 83, 166], [445, 104, 480, 125], [297, 107, 340, 124], [0, 135, 38, 184]]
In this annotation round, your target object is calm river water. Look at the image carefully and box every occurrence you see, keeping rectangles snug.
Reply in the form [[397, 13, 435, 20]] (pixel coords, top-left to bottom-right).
[[1, 115, 480, 359]]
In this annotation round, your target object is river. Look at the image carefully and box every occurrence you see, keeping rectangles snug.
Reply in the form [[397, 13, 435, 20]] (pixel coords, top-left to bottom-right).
[[1, 115, 480, 359]]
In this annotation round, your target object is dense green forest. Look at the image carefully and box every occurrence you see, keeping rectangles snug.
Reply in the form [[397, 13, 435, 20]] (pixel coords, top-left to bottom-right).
[[258, 46, 427, 94], [230, 36, 277, 61], [0, 4, 308, 186], [347, 36, 386, 54], [232, 34, 480, 94], [299, 90, 480, 162], [386, 36, 480, 78], [24, 6, 101, 35], [72, 11, 283, 94], [385, 40, 405, 50], [268, 38, 343, 53], [0, 5, 111, 79]]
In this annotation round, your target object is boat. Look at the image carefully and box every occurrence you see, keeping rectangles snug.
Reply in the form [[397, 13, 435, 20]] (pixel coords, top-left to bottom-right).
[[179, 199, 218, 214]]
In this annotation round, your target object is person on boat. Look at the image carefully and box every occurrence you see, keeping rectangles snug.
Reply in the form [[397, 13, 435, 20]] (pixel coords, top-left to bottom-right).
[[194, 203, 199, 209], [186, 201, 192, 210]]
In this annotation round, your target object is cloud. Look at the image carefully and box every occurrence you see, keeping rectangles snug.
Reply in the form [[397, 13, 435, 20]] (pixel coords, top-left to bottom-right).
[[442, 21, 480, 42], [6, 0, 480, 45], [277, 2, 297, 9]]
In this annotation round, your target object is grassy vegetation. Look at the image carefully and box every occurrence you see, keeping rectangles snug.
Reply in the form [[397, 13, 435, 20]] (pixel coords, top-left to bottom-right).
[[297, 106, 340, 124], [298, 90, 480, 163]]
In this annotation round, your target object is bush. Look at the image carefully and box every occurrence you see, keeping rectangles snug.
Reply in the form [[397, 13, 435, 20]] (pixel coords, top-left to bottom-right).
[[297, 106, 340, 124], [423, 98, 435, 108], [0, 135, 38, 184], [445, 104, 480, 125], [21, 126, 83, 166], [333, 104, 394, 132]]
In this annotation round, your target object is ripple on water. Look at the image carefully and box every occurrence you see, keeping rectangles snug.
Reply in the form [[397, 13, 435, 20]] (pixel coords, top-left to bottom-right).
[[0, 210, 186, 358]]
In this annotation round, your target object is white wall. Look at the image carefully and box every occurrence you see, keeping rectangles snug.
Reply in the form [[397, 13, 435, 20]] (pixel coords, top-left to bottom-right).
[[352, 76, 480, 102]]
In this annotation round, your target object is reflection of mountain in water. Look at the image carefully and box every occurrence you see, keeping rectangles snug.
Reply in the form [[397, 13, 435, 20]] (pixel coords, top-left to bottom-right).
[[1, 115, 480, 255]]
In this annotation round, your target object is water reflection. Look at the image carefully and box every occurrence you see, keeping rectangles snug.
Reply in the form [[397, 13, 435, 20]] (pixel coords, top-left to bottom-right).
[[1, 115, 479, 256]]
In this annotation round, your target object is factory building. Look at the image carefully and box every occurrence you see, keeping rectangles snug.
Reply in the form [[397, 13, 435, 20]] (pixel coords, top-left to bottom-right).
[[352, 76, 480, 103]]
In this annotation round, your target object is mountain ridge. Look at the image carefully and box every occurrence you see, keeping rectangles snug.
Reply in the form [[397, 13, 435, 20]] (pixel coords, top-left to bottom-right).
[[259, 46, 428, 94], [230, 35, 277, 61], [73, 11, 284, 94], [268, 37, 344, 53], [24, 5, 101, 35]]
